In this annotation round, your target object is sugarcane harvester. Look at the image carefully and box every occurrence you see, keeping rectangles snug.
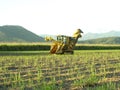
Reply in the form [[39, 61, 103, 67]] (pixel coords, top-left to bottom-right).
[[45, 29, 83, 54]]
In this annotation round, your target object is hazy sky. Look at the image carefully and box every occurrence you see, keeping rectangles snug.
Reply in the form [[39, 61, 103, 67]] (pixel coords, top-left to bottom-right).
[[0, 0, 120, 35]]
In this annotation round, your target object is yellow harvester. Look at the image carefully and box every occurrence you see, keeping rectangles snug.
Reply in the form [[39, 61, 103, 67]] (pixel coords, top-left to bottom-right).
[[45, 29, 83, 54]]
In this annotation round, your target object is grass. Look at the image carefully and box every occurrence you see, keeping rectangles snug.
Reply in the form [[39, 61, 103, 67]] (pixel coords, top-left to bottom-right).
[[0, 50, 120, 90]]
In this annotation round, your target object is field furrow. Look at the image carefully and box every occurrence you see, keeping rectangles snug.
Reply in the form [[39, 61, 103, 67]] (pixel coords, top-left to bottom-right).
[[0, 50, 120, 90]]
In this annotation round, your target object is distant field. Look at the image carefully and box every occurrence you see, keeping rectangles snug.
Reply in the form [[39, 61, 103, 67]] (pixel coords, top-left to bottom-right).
[[0, 43, 120, 51], [0, 50, 120, 90]]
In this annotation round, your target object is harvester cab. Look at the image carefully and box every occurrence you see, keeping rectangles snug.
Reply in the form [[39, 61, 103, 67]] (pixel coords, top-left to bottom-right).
[[45, 29, 83, 54]]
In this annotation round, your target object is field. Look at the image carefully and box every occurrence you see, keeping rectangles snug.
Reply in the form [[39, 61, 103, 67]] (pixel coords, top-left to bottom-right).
[[0, 50, 120, 90]]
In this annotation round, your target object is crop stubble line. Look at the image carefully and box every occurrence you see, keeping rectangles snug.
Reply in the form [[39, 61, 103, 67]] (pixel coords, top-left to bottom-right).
[[0, 50, 120, 89]]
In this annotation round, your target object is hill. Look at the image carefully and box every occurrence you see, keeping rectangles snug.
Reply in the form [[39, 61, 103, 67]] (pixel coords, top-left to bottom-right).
[[40, 31, 120, 41], [81, 31, 120, 40], [78, 37, 120, 44], [0, 25, 44, 42]]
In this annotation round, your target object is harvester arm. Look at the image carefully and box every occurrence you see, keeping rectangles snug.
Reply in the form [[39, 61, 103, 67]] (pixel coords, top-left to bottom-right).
[[45, 36, 60, 54], [45, 36, 56, 42], [68, 29, 83, 50]]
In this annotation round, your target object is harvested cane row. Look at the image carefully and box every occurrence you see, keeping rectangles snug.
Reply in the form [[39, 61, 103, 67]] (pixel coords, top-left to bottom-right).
[[0, 50, 120, 90]]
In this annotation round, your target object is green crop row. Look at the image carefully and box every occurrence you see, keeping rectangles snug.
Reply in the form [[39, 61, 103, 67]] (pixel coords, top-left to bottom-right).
[[0, 45, 50, 51], [75, 45, 120, 50], [0, 44, 120, 51]]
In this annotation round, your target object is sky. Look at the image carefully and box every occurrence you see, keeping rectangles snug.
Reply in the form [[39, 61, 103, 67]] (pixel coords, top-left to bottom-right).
[[0, 0, 120, 36]]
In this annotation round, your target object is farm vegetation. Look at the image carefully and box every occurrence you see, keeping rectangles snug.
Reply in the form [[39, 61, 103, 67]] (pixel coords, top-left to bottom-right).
[[0, 49, 120, 90], [0, 43, 120, 51]]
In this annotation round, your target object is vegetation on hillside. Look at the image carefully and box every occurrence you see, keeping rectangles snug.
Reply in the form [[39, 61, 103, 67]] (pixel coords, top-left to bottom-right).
[[0, 25, 44, 42], [78, 37, 120, 44], [81, 31, 120, 40], [40, 31, 120, 41], [0, 25, 120, 44]]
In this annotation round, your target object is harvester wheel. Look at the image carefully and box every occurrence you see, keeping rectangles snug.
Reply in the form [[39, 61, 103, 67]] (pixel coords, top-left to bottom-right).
[[70, 51, 74, 54]]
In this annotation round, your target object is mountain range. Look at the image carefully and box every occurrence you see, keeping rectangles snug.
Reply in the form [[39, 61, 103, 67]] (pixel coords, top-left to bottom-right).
[[0, 25, 120, 44], [0, 25, 44, 42], [78, 37, 120, 44], [40, 31, 120, 44], [40, 31, 120, 41], [81, 31, 120, 40]]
